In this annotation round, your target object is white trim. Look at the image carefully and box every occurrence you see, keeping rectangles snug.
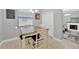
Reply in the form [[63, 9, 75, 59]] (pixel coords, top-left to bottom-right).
[[0, 37, 18, 46], [54, 37, 63, 42], [48, 35, 63, 42], [51, 36, 63, 42]]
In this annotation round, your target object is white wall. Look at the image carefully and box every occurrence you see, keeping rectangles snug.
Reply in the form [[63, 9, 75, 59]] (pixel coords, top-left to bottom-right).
[[2, 9, 18, 40], [41, 9, 63, 40], [41, 10, 54, 37], [53, 9, 63, 40], [0, 10, 4, 41]]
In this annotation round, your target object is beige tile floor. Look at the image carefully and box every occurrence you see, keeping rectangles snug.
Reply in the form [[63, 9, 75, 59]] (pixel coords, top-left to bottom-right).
[[0, 36, 79, 49]]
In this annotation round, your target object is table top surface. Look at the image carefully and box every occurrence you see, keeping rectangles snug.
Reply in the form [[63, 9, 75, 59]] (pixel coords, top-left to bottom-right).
[[21, 26, 48, 36]]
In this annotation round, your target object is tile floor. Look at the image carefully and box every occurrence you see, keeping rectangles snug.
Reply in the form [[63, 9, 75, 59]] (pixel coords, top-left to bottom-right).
[[0, 36, 79, 49]]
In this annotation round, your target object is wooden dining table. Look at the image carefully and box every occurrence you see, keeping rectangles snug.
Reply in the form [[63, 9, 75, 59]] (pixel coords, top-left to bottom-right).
[[19, 26, 48, 48]]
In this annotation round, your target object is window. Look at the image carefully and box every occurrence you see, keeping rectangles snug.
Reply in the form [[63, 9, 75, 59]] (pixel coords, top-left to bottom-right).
[[19, 17, 34, 26], [6, 9, 15, 19]]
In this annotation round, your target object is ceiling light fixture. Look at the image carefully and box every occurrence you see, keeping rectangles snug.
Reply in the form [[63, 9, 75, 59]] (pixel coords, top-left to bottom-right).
[[35, 9, 39, 13], [29, 9, 34, 13], [64, 14, 71, 16]]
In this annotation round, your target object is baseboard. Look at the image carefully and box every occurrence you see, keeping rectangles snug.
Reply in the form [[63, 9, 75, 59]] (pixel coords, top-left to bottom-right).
[[0, 37, 18, 46], [48, 35, 63, 42], [54, 37, 63, 42]]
